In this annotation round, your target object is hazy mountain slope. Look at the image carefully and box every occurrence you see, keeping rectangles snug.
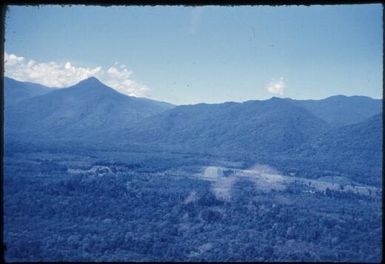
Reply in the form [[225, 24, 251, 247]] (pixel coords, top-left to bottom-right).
[[117, 96, 382, 186], [290, 95, 382, 127], [4, 77, 53, 107], [4, 77, 381, 187], [297, 113, 382, 185], [120, 97, 330, 157], [5, 77, 174, 143]]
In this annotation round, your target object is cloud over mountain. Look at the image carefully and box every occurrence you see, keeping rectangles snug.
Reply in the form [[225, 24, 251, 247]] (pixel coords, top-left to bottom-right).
[[266, 77, 285, 96], [4, 52, 149, 97]]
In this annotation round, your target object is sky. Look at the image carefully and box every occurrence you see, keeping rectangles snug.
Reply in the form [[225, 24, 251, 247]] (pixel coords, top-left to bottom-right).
[[4, 4, 383, 105]]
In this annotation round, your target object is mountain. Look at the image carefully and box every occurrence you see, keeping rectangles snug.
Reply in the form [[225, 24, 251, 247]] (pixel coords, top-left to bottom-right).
[[289, 95, 382, 127], [297, 113, 382, 186], [4, 77, 382, 186], [119, 97, 330, 157], [4, 77, 53, 107], [5, 77, 174, 144], [115, 96, 382, 186]]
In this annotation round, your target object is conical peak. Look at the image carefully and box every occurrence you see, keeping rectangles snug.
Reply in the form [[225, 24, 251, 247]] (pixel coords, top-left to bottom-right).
[[78, 76, 103, 85]]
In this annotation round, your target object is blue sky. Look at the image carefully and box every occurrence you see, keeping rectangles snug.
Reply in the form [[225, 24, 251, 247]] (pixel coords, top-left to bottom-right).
[[4, 5, 382, 104]]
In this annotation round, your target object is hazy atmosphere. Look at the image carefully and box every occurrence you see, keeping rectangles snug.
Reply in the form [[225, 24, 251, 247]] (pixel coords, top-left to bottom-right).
[[3, 4, 383, 262]]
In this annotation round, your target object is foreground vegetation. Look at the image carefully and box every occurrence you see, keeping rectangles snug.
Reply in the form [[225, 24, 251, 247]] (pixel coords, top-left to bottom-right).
[[4, 151, 382, 262]]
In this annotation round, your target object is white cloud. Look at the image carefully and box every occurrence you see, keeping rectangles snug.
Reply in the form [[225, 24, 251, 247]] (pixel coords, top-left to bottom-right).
[[265, 77, 285, 96], [4, 53, 25, 66], [4, 52, 149, 97]]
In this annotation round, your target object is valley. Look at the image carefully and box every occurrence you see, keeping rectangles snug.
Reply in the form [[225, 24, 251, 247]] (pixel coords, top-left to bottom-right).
[[3, 77, 382, 262], [3, 150, 382, 262]]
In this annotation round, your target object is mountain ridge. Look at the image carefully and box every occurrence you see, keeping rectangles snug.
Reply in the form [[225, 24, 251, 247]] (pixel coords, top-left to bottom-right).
[[4, 77, 54, 106], [4, 77, 174, 142], [288, 95, 382, 127], [4, 77, 382, 186]]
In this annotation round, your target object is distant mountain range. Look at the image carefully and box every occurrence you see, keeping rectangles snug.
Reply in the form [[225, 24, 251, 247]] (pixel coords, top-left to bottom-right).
[[4, 77, 382, 185], [289, 95, 382, 127], [120, 98, 330, 155], [4, 77, 54, 107], [5, 77, 173, 142]]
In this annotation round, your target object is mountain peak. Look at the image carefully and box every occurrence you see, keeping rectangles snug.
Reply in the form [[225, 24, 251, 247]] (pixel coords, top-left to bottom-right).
[[78, 76, 103, 85], [69, 76, 118, 95], [269, 96, 285, 101]]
